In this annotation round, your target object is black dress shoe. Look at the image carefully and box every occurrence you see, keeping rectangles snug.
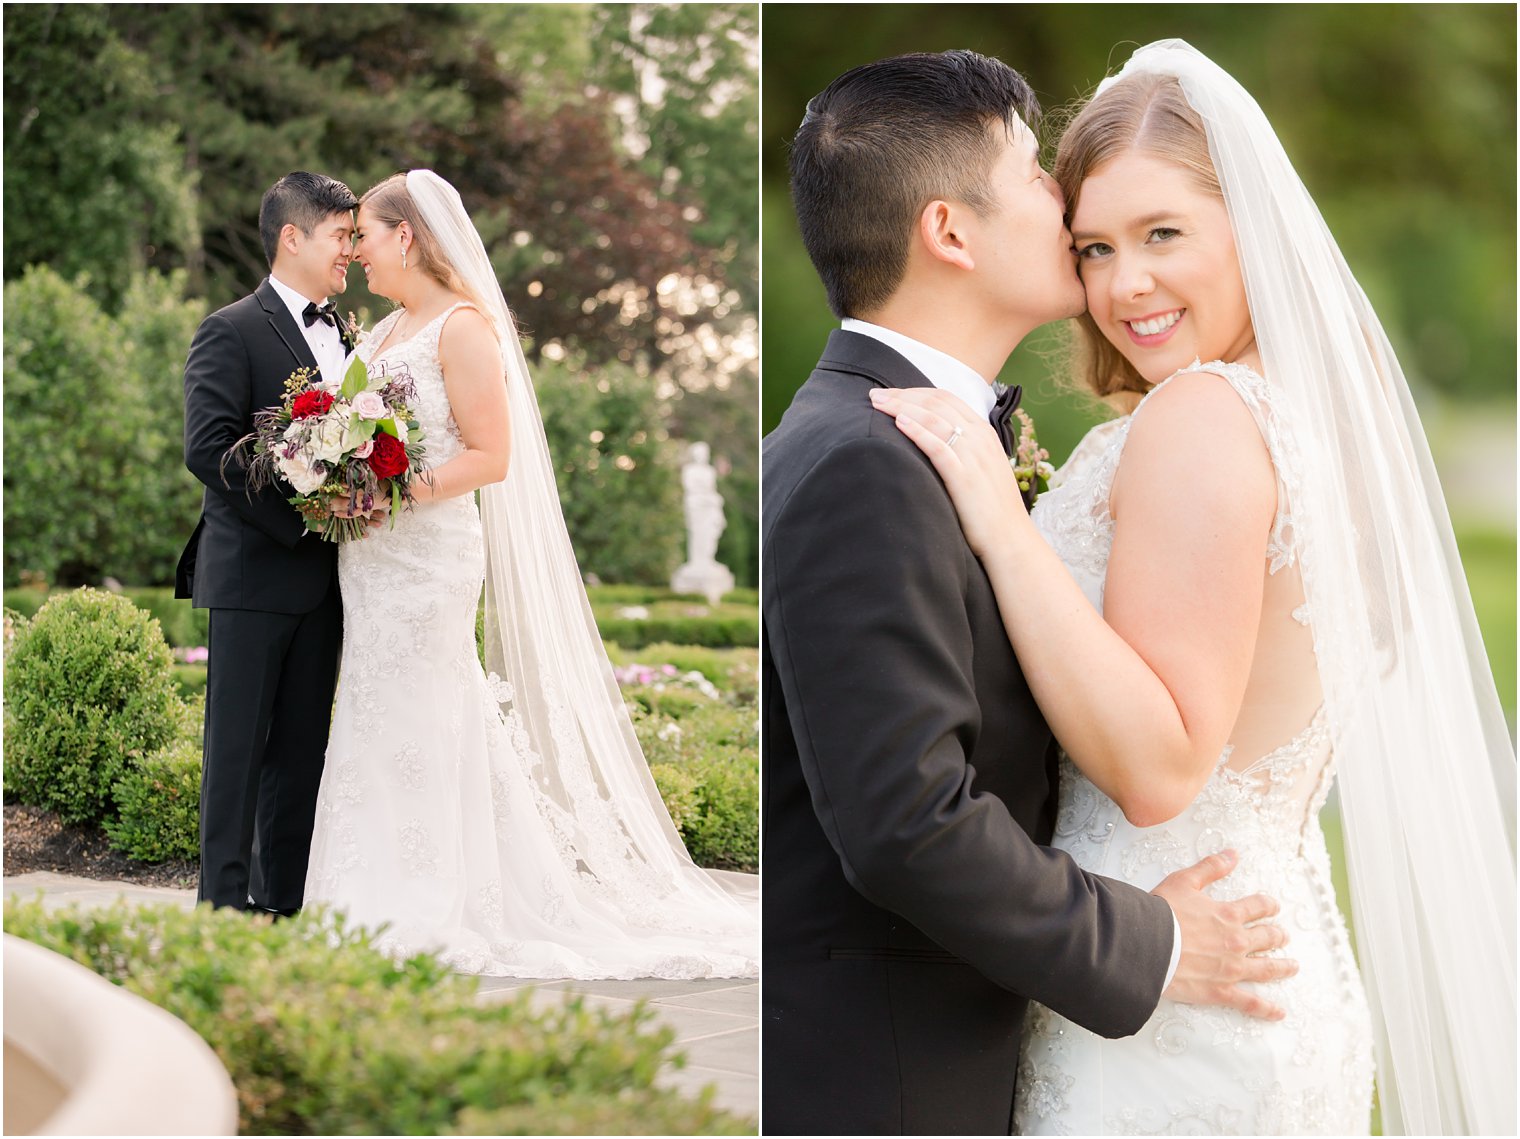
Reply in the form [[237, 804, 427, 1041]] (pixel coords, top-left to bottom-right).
[[244, 901, 301, 920]]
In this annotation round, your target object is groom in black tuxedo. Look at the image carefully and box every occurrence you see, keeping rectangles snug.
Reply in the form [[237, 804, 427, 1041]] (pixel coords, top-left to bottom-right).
[[177, 172, 362, 914], [762, 52, 1293, 1135]]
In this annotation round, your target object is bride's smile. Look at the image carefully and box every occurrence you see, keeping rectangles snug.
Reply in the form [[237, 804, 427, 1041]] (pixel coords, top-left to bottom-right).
[[1070, 151, 1255, 382]]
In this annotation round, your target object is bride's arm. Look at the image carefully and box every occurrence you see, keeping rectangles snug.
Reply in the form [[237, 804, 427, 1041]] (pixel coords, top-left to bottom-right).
[[871, 375, 1275, 827], [414, 306, 512, 501]]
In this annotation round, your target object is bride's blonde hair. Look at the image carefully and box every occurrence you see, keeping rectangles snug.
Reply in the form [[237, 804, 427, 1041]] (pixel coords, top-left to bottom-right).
[[359, 174, 498, 335], [1054, 74, 1225, 410]]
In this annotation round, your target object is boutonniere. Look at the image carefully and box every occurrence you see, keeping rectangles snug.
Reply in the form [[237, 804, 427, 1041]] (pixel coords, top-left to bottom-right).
[[1011, 408, 1055, 509]]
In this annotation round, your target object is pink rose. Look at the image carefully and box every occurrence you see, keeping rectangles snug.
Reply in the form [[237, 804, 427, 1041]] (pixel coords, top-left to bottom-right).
[[352, 439, 375, 460], [352, 390, 387, 419]]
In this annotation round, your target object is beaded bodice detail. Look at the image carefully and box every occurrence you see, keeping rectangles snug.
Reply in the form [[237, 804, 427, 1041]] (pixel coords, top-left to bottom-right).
[[361, 305, 469, 468], [1017, 362, 1373, 1135]]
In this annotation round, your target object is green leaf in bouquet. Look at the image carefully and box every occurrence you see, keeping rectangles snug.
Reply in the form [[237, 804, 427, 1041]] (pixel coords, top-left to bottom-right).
[[390, 480, 401, 527], [377, 418, 405, 442], [348, 414, 377, 443], [340, 353, 369, 400]]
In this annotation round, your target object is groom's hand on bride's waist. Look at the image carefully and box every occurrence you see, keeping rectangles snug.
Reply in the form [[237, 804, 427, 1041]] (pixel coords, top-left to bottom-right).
[[1153, 848, 1297, 1021]]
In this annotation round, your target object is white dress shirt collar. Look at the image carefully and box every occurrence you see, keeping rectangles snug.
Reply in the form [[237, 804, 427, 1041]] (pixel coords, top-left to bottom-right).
[[268, 272, 345, 389], [268, 272, 327, 328], [841, 318, 997, 418]]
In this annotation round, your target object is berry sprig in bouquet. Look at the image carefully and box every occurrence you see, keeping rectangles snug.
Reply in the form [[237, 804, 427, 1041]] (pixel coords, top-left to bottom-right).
[[227, 355, 427, 542]]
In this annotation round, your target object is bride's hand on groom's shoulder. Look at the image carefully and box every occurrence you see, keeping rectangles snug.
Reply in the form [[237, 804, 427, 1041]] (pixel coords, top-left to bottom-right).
[[1153, 848, 1297, 1021], [868, 387, 1023, 559]]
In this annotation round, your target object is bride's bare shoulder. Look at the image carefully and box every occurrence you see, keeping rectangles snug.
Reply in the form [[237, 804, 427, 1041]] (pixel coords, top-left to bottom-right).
[[1114, 370, 1275, 516]]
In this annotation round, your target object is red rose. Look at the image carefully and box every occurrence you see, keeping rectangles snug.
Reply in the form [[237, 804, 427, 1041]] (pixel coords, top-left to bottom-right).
[[291, 390, 335, 419], [367, 432, 409, 478]]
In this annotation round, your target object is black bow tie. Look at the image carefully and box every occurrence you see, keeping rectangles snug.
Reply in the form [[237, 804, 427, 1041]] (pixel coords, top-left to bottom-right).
[[303, 300, 337, 328], [989, 383, 1023, 457]]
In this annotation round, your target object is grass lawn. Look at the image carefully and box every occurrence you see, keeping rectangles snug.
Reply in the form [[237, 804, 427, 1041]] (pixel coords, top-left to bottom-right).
[[1454, 525, 1516, 726]]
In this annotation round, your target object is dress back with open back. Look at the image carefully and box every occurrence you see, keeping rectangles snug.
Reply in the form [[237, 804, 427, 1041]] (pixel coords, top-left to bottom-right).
[[1015, 361, 1374, 1135]]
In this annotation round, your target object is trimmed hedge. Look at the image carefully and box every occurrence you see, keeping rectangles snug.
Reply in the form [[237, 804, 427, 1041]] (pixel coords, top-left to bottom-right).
[[591, 584, 758, 607], [593, 599, 758, 651], [8, 585, 758, 651], [4, 588, 183, 824], [2, 899, 752, 1135], [172, 662, 209, 699]]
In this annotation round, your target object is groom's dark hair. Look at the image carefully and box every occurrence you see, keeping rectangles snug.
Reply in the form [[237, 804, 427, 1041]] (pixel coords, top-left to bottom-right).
[[259, 172, 358, 266], [790, 51, 1040, 319]]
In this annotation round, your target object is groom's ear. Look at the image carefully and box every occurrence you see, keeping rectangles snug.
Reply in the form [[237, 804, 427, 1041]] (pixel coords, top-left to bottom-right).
[[918, 200, 975, 272], [278, 222, 304, 261]]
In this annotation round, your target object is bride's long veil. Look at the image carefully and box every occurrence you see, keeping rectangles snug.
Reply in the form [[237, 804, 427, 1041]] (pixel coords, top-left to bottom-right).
[[1103, 43, 1515, 1134], [404, 170, 757, 949]]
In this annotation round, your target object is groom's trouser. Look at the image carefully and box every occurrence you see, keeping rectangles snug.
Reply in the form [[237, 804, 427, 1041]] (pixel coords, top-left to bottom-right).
[[198, 580, 342, 911]]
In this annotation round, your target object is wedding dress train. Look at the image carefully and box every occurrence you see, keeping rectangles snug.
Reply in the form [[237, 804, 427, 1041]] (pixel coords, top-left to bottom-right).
[[304, 304, 757, 980]]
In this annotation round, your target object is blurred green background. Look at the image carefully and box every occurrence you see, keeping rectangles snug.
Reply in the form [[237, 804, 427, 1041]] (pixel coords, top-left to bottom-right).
[[5, 3, 759, 591], [762, 3, 1516, 724]]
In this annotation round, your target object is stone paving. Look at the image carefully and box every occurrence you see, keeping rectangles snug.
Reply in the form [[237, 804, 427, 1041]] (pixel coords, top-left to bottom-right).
[[3, 869, 759, 1123]]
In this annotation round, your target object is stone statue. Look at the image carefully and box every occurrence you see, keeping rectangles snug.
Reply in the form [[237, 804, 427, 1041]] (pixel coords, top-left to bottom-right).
[[671, 441, 734, 605]]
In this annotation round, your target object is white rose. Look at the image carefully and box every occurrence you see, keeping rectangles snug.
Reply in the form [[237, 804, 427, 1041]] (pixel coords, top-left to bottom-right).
[[278, 452, 327, 496], [311, 413, 354, 464]]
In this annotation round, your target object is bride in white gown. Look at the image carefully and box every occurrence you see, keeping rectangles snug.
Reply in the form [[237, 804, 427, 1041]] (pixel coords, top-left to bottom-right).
[[303, 169, 757, 981], [873, 41, 1513, 1135]]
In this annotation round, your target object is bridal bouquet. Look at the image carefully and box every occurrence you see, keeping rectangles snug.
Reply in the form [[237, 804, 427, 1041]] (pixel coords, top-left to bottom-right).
[[227, 356, 427, 542]]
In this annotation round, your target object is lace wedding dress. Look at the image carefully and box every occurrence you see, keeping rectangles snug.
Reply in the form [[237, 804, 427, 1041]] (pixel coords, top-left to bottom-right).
[[304, 304, 757, 980], [1014, 361, 1375, 1135]]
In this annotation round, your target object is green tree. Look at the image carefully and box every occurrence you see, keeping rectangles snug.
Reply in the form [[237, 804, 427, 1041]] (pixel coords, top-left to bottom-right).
[[761, 3, 1516, 428], [4, 4, 760, 589], [3, 5, 197, 309], [3, 266, 202, 586], [534, 354, 683, 584]]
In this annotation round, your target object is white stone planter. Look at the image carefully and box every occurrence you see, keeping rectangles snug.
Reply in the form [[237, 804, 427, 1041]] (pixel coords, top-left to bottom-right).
[[3, 934, 238, 1135]]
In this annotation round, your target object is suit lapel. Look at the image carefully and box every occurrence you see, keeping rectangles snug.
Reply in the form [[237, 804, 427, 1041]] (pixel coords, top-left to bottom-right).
[[816, 328, 936, 392], [256, 278, 320, 373]]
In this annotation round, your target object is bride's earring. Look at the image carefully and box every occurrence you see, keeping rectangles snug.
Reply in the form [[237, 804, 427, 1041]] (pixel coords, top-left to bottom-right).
[[401, 242, 408, 271]]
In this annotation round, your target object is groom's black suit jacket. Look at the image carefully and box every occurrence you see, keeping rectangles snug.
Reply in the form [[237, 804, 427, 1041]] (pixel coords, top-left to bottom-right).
[[175, 277, 344, 612], [761, 330, 1175, 1135], [176, 277, 350, 911]]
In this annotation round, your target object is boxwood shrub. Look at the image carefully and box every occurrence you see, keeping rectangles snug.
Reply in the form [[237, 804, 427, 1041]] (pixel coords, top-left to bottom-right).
[[4, 588, 182, 824], [104, 728, 203, 863], [2, 898, 752, 1135]]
